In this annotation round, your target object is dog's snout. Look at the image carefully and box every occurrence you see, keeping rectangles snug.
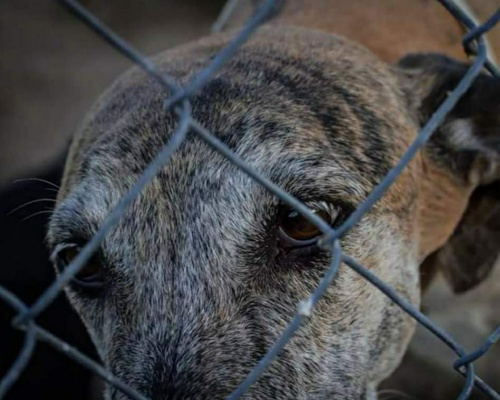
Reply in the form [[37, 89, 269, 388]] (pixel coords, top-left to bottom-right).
[[107, 304, 258, 400], [143, 360, 184, 400]]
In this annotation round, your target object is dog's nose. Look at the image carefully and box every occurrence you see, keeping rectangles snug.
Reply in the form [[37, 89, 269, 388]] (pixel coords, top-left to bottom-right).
[[141, 356, 190, 400], [146, 371, 223, 400], [150, 379, 179, 400], [131, 372, 189, 400], [132, 330, 257, 400]]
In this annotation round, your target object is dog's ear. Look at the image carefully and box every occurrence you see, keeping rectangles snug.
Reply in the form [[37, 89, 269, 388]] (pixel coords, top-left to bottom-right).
[[397, 53, 500, 293]]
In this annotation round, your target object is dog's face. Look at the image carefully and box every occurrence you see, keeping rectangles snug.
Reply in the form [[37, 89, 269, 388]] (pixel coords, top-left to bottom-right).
[[47, 27, 500, 400]]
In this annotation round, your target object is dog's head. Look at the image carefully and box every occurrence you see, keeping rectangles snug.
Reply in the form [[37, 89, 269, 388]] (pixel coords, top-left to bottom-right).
[[47, 27, 500, 399]]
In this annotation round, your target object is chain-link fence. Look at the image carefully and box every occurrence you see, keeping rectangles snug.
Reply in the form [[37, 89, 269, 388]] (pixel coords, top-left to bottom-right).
[[1, 0, 500, 399]]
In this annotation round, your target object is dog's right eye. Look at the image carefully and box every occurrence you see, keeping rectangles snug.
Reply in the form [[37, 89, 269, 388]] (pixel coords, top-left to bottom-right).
[[54, 244, 105, 291], [278, 201, 341, 247]]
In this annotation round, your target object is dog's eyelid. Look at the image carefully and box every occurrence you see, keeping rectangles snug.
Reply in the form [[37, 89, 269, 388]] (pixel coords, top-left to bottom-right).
[[303, 200, 341, 222], [50, 236, 95, 263], [50, 199, 99, 244], [50, 243, 72, 263], [292, 198, 352, 227]]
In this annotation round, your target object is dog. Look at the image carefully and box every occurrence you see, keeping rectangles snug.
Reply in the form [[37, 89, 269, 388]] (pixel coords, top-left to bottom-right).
[[47, 1, 500, 399]]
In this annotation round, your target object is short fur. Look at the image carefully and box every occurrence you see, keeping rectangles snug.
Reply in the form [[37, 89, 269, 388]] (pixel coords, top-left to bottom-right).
[[48, 1, 500, 399]]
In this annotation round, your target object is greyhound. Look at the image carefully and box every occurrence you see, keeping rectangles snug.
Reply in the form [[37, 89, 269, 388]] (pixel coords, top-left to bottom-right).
[[47, 1, 500, 399]]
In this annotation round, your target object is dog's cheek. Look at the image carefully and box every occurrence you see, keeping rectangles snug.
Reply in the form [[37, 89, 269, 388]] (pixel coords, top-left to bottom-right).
[[354, 216, 420, 387], [65, 283, 131, 370]]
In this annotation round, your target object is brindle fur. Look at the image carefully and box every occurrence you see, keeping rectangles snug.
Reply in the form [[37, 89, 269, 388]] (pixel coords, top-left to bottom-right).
[[48, 1, 500, 399]]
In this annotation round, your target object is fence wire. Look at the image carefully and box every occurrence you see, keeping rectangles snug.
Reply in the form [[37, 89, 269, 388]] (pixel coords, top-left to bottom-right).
[[1, 0, 500, 399]]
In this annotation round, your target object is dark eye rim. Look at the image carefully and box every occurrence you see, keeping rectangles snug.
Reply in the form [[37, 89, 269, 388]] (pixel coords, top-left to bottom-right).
[[52, 243, 106, 292], [277, 227, 319, 247]]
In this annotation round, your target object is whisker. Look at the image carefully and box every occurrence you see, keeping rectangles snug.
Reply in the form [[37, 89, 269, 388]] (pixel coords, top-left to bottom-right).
[[13, 178, 61, 190], [21, 209, 54, 223], [8, 198, 58, 216]]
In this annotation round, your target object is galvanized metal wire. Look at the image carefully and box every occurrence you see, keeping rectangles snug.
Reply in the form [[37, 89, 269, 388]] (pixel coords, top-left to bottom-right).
[[1, 0, 500, 399]]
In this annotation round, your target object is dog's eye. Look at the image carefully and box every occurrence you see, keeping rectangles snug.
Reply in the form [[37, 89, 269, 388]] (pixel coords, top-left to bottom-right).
[[55, 245, 105, 290], [278, 202, 340, 247]]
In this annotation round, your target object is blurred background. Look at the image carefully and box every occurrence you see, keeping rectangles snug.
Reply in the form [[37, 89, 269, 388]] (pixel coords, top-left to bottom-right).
[[0, 0, 229, 186], [0, 1, 499, 399]]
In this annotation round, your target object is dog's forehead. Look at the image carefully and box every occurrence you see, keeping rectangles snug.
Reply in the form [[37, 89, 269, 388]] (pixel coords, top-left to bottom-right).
[[63, 26, 414, 183], [53, 26, 418, 246]]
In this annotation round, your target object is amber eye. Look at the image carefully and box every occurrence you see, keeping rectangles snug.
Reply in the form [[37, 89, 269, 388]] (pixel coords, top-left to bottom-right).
[[56, 245, 104, 289], [278, 202, 340, 247]]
